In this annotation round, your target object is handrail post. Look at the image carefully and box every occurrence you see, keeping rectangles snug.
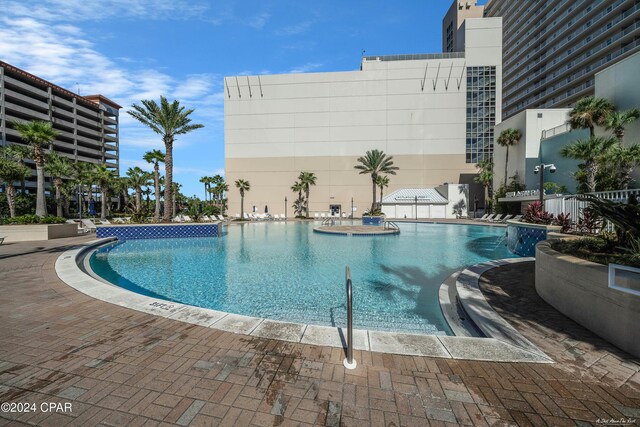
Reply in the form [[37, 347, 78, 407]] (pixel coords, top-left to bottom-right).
[[343, 266, 357, 370]]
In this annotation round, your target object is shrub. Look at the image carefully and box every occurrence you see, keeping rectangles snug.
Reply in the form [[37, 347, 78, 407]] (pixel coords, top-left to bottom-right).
[[578, 210, 602, 234], [554, 212, 572, 233], [1, 215, 66, 225], [522, 201, 554, 225], [577, 195, 640, 249]]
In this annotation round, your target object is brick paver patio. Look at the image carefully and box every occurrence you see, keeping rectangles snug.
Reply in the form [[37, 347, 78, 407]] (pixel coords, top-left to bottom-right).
[[1, 236, 638, 426]]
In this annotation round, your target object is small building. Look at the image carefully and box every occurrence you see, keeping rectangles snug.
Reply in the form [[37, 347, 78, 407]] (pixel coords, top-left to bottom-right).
[[381, 184, 468, 219]]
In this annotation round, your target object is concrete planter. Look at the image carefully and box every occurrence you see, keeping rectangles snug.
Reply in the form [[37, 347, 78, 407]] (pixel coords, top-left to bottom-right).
[[506, 220, 561, 257], [0, 223, 78, 242], [362, 216, 385, 226], [536, 240, 640, 358]]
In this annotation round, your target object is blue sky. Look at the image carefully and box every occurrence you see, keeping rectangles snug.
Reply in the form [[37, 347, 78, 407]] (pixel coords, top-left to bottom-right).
[[1, 0, 486, 197]]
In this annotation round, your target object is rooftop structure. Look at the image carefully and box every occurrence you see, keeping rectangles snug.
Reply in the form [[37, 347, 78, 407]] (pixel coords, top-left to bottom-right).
[[443, 0, 486, 53]]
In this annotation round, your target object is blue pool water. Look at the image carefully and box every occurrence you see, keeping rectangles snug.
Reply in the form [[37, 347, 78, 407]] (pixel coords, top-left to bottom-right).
[[90, 222, 515, 335]]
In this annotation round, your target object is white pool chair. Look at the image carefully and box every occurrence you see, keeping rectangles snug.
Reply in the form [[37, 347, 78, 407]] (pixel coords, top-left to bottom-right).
[[81, 219, 97, 232], [243, 213, 250, 220], [481, 214, 497, 222], [314, 213, 320, 219], [476, 213, 490, 221], [0, 236, 4, 245], [217, 215, 226, 222], [512, 215, 523, 222], [496, 214, 514, 223]]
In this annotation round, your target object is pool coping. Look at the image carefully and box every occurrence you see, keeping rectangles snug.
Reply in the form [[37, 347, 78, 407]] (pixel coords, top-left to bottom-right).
[[55, 237, 552, 363]]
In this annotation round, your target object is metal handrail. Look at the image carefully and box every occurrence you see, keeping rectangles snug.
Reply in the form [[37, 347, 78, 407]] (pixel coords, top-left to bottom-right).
[[384, 221, 399, 230], [322, 218, 335, 226], [343, 266, 356, 369]]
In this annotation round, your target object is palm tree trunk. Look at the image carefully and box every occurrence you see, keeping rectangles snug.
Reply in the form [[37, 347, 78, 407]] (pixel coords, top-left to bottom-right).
[[7, 184, 16, 218], [379, 186, 384, 211], [241, 195, 244, 219], [163, 139, 173, 221], [136, 188, 142, 212], [587, 162, 597, 193], [101, 188, 107, 220], [371, 179, 377, 213], [484, 185, 490, 212], [504, 146, 509, 186], [154, 165, 161, 220], [35, 161, 47, 217], [305, 189, 310, 218], [55, 185, 63, 217], [63, 194, 70, 217]]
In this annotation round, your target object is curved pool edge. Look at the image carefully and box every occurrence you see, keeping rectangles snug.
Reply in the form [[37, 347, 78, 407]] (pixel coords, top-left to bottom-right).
[[55, 238, 552, 363]]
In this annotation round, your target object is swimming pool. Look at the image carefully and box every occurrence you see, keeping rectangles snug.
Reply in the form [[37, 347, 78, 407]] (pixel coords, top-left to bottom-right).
[[89, 222, 515, 335]]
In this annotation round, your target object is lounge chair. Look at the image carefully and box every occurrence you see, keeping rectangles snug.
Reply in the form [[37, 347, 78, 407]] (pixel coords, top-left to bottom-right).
[[314, 213, 320, 219], [172, 215, 182, 222], [320, 213, 326, 218], [0, 236, 5, 245], [481, 214, 497, 222], [183, 215, 192, 222], [217, 215, 226, 222], [512, 214, 523, 222], [81, 219, 97, 232], [101, 219, 112, 224], [497, 214, 514, 223], [476, 213, 490, 221], [243, 213, 250, 220], [489, 214, 505, 222]]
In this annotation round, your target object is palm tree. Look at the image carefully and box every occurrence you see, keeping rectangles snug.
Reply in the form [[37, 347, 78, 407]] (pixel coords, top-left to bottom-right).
[[474, 159, 494, 211], [93, 164, 116, 220], [72, 161, 94, 214], [235, 179, 250, 219], [126, 167, 151, 213], [354, 149, 399, 213], [11, 120, 59, 216], [0, 147, 31, 218], [496, 128, 522, 186], [128, 96, 204, 221], [605, 144, 640, 190], [561, 136, 617, 193], [143, 149, 165, 220], [45, 152, 74, 217], [1, 145, 30, 195], [290, 181, 304, 217], [298, 171, 317, 218], [568, 96, 615, 137], [375, 175, 390, 209], [199, 176, 212, 202], [604, 109, 640, 143], [211, 174, 224, 207], [171, 182, 182, 215]]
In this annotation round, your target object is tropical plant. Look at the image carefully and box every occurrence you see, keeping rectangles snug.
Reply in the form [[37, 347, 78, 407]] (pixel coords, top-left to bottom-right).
[[375, 175, 390, 207], [561, 136, 617, 193], [235, 179, 250, 219], [578, 209, 602, 235], [72, 161, 94, 214], [568, 96, 615, 137], [298, 171, 317, 218], [143, 149, 165, 220], [604, 109, 640, 142], [11, 120, 59, 216], [496, 128, 522, 186], [172, 182, 184, 215], [44, 152, 74, 217], [602, 144, 640, 190], [522, 201, 554, 225], [474, 159, 494, 211], [126, 167, 151, 213], [199, 176, 212, 202], [213, 180, 229, 214], [93, 164, 116, 220], [290, 181, 304, 216], [578, 195, 640, 249], [0, 146, 31, 218], [543, 182, 568, 195], [554, 212, 572, 233], [128, 96, 204, 221], [354, 149, 399, 214]]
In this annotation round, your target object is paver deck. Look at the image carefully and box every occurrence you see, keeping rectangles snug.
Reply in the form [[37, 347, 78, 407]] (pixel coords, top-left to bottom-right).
[[1, 236, 639, 426]]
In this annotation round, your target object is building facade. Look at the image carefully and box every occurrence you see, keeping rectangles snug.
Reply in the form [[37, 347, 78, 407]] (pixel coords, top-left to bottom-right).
[[485, 0, 640, 120], [0, 61, 120, 192], [442, 0, 486, 53], [224, 18, 502, 217]]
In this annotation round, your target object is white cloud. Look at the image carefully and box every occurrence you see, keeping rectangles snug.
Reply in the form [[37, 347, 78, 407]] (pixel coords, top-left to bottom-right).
[[247, 11, 271, 30], [276, 20, 313, 36], [287, 62, 324, 74], [173, 74, 216, 100]]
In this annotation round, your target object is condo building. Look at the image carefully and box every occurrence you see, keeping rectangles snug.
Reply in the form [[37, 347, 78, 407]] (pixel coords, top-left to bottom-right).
[[224, 18, 502, 218], [485, 0, 640, 120], [443, 1, 486, 53], [0, 61, 120, 192]]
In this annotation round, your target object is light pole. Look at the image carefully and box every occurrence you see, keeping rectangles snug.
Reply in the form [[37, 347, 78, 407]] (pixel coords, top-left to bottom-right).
[[414, 195, 418, 220], [284, 196, 287, 219], [351, 197, 354, 219], [533, 163, 557, 208]]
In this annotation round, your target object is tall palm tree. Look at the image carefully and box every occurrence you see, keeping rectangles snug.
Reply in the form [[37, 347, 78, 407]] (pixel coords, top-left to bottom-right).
[[126, 167, 151, 213], [561, 136, 617, 193], [199, 176, 212, 202], [298, 171, 317, 218], [2, 144, 30, 195], [354, 149, 399, 213], [128, 96, 204, 221], [496, 128, 522, 186], [474, 159, 494, 211], [235, 179, 250, 219], [72, 161, 94, 214], [171, 182, 182, 215], [211, 174, 224, 207], [290, 181, 304, 216], [45, 152, 74, 217], [568, 96, 615, 138], [604, 109, 640, 143], [605, 144, 640, 190], [0, 146, 31, 218], [143, 149, 165, 220], [375, 175, 390, 209], [11, 120, 58, 216], [93, 164, 116, 220]]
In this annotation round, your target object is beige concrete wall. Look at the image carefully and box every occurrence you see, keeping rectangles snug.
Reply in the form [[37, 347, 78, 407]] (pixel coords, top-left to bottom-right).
[[226, 154, 475, 216], [442, 1, 485, 53], [0, 224, 78, 242], [536, 241, 640, 358]]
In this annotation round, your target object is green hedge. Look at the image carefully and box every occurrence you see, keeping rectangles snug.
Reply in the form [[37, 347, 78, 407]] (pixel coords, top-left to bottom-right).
[[0, 215, 67, 225]]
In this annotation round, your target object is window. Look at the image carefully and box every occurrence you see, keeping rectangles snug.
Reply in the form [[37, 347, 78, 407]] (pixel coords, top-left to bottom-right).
[[466, 67, 497, 164]]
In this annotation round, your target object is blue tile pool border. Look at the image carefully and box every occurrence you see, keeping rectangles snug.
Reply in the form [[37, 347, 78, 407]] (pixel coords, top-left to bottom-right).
[[96, 223, 221, 240]]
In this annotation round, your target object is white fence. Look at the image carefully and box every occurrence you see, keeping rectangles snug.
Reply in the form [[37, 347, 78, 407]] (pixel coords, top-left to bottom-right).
[[545, 189, 640, 231]]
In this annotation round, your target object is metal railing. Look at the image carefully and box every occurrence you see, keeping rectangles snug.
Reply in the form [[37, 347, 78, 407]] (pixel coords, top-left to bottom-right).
[[343, 266, 356, 370], [384, 221, 399, 231], [321, 217, 335, 226]]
